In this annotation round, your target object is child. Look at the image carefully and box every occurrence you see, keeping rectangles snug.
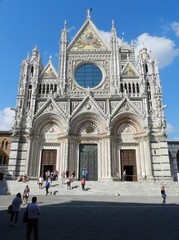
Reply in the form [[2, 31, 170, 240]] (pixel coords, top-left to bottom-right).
[[81, 177, 86, 191]]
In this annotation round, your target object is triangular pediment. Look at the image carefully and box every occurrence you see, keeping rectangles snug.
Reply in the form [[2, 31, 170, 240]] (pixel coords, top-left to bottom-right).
[[68, 19, 109, 52], [122, 62, 139, 78], [40, 59, 58, 78], [34, 98, 66, 120], [70, 95, 107, 120], [111, 98, 143, 120]]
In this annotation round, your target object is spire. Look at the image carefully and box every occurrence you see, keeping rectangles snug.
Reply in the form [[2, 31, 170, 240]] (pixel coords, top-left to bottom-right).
[[112, 20, 115, 30], [49, 55, 52, 62], [111, 20, 117, 39], [60, 20, 68, 50], [86, 7, 92, 19], [32, 46, 39, 58], [64, 20, 67, 31], [111, 20, 116, 36]]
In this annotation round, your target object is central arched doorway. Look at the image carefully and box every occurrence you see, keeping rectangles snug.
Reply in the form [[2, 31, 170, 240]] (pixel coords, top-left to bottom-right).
[[79, 144, 98, 181]]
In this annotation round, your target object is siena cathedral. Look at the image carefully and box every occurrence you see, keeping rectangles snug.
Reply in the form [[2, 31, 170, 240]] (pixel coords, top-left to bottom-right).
[[8, 10, 172, 181]]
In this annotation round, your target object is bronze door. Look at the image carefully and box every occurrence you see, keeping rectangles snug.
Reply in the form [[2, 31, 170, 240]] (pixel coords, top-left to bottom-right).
[[121, 149, 137, 181], [41, 149, 57, 179], [79, 144, 98, 181]]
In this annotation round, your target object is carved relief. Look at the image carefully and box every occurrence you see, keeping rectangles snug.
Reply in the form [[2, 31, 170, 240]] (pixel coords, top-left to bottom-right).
[[42, 124, 59, 143], [96, 101, 105, 112], [133, 102, 142, 112], [119, 125, 135, 143], [77, 121, 99, 135]]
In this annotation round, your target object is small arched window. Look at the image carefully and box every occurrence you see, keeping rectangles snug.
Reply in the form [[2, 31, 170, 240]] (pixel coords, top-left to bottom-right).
[[2, 139, 8, 149], [144, 64, 148, 75], [31, 66, 34, 76]]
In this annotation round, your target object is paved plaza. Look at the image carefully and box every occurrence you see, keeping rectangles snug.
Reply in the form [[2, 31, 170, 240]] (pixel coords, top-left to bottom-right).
[[1, 194, 179, 240]]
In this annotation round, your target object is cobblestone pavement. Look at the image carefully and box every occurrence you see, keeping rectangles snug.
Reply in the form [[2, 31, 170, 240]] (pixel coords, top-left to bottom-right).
[[1, 195, 179, 240]]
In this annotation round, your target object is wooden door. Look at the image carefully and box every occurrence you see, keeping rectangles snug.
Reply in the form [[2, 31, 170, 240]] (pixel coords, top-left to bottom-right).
[[41, 149, 57, 179], [121, 150, 137, 181]]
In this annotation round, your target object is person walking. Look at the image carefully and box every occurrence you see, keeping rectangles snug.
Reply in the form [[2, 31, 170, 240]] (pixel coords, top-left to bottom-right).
[[45, 179, 50, 195], [161, 186, 166, 205], [38, 176, 44, 189], [9, 192, 22, 226], [81, 177, 86, 191], [26, 196, 41, 240], [23, 185, 30, 205]]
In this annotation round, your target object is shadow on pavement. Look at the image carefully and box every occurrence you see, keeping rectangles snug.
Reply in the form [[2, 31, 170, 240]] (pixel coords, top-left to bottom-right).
[[1, 196, 179, 240]]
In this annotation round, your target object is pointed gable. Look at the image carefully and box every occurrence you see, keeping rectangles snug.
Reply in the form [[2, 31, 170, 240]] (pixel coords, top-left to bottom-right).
[[71, 95, 107, 120], [40, 58, 58, 78], [111, 98, 143, 120], [68, 18, 109, 52], [122, 62, 139, 78], [34, 98, 66, 120], [43, 65, 57, 77]]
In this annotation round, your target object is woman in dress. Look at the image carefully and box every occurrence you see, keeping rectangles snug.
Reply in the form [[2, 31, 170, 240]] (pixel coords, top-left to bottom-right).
[[23, 185, 30, 205]]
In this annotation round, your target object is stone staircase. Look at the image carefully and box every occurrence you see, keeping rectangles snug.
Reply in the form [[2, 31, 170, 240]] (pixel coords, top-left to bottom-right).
[[1, 179, 179, 196]]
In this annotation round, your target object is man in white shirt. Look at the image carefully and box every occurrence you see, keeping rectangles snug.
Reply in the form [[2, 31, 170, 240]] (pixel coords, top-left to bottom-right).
[[26, 196, 41, 240]]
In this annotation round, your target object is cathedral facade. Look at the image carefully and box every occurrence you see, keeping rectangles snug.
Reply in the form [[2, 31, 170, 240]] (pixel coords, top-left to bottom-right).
[[8, 11, 171, 181]]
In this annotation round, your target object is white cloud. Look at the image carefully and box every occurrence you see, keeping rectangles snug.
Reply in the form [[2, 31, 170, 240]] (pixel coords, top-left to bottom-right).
[[67, 26, 76, 33], [100, 30, 125, 46], [134, 33, 179, 68], [166, 123, 174, 135], [100, 30, 179, 69], [0, 108, 15, 131], [171, 21, 179, 37]]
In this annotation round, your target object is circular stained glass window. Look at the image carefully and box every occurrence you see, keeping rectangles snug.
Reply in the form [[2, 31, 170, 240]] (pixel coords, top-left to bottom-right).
[[75, 63, 102, 88]]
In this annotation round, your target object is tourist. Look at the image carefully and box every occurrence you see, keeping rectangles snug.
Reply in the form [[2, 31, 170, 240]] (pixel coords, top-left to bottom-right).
[[23, 185, 30, 205], [81, 177, 86, 191], [23, 174, 28, 182], [45, 179, 50, 195], [9, 192, 22, 226], [161, 186, 166, 205], [66, 170, 69, 178], [85, 169, 89, 180], [26, 196, 41, 240], [67, 177, 72, 190], [38, 176, 44, 189], [17, 175, 23, 182]]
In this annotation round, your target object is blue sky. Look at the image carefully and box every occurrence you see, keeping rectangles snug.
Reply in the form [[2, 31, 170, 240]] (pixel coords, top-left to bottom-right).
[[0, 0, 179, 140]]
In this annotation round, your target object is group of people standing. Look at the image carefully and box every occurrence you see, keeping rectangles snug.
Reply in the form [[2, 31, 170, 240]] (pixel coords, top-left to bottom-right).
[[10, 185, 31, 226], [60, 169, 87, 191], [9, 192, 41, 240]]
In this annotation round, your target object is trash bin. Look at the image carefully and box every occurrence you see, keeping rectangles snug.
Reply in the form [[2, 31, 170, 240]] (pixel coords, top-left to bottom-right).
[[0, 172, 4, 180]]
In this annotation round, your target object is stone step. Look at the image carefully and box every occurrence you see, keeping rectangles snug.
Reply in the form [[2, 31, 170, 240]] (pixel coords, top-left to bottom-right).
[[1, 180, 179, 197]]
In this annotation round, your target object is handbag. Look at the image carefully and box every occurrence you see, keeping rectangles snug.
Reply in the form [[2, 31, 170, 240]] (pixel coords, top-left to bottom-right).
[[22, 205, 29, 223], [7, 204, 13, 214]]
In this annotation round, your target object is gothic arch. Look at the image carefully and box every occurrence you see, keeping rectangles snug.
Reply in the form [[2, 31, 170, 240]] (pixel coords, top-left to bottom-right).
[[111, 112, 145, 135], [33, 113, 66, 134], [70, 112, 107, 135]]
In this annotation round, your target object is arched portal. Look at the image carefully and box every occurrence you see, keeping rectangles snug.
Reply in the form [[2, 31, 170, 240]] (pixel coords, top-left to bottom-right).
[[111, 112, 149, 181], [27, 113, 66, 178], [70, 112, 107, 181]]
